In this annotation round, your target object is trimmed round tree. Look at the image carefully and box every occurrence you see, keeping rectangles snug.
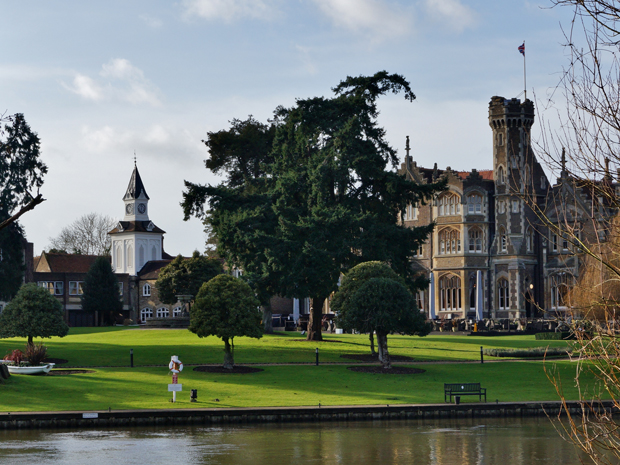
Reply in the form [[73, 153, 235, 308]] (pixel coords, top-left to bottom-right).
[[0, 283, 69, 347], [81, 256, 123, 325], [189, 274, 262, 369], [332, 261, 404, 355], [340, 276, 431, 369]]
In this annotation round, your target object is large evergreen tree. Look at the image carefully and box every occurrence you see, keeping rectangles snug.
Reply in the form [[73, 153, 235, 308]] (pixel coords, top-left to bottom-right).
[[81, 256, 123, 325], [0, 283, 69, 348], [0, 113, 47, 300], [155, 251, 223, 305], [183, 72, 444, 341]]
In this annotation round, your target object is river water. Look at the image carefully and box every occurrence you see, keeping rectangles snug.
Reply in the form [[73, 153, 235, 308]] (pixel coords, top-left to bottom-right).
[[0, 417, 592, 464]]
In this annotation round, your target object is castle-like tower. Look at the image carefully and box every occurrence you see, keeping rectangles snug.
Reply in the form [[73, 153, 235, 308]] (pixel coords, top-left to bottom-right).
[[109, 164, 166, 275], [488, 97, 547, 317]]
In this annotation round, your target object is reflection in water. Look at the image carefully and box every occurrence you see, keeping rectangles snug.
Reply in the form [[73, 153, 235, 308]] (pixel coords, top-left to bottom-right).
[[0, 417, 592, 464]]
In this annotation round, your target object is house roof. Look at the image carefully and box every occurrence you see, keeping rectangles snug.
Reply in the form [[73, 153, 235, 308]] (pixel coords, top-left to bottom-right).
[[108, 220, 166, 235], [35, 252, 102, 273], [138, 259, 173, 280], [123, 164, 150, 201], [457, 170, 494, 181]]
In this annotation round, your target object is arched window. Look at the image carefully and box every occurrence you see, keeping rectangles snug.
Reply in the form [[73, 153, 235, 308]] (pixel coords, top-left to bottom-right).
[[156, 307, 169, 318], [143, 283, 151, 296], [468, 227, 483, 253], [439, 275, 461, 311], [415, 291, 424, 312], [469, 273, 477, 311], [172, 306, 183, 317], [497, 278, 509, 310], [439, 228, 461, 254], [438, 193, 461, 216], [526, 227, 534, 252], [499, 228, 507, 252], [115, 245, 122, 270], [497, 166, 505, 185], [140, 307, 153, 322], [550, 273, 572, 310], [467, 194, 483, 214]]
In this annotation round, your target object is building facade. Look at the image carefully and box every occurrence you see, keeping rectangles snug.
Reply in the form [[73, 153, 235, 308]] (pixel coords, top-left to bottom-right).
[[400, 96, 589, 320]]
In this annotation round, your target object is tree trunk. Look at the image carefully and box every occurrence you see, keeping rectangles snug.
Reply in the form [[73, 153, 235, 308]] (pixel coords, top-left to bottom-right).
[[223, 337, 234, 369], [306, 297, 324, 341], [369, 331, 376, 355], [376, 331, 391, 369], [262, 302, 273, 334], [27, 335, 33, 349]]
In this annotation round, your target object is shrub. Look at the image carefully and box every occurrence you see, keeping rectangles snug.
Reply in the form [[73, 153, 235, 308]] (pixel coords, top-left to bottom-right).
[[25, 342, 47, 365], [535, 332, 574, 340], [3, 349, 25, 365], [482, 347, 570, 358]]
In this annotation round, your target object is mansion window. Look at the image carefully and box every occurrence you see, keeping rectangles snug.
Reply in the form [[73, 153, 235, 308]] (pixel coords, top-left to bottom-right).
[[39, 281, 63, 296], [414, 244, 423, 257], [526, 228, 534, 252], [498, 200, 505, 214], [512, 199, 519, 213], [550, 273, 572, 310], [140, 307, 153, 322], [173, 306, 183, 317], [143, 283, 151, 296], [403, 203, 418, 221], [499, 228, 507, 252], [439, 275, 461, 311], [562, 237, 569, 251], [467, 194, 483, 214], [469, 273, 482, 311], [416, 291, 424, 312], [69, 281, 84, 296], [497, 166, 505, 184], [468, 228, 483, 253], [438, 193, 460, 216], [551, 233, 558, 252], [497, 278, 509, 310], [439, 229, 461, 254], [156, 307, 169, 318]]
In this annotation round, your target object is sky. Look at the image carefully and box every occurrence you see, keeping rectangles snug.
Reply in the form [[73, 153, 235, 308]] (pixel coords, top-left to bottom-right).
[[1, 0, 576, 257]]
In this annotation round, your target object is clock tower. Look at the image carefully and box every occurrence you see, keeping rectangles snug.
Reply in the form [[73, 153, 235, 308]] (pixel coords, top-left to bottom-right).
[[109, 163, 165, 275]]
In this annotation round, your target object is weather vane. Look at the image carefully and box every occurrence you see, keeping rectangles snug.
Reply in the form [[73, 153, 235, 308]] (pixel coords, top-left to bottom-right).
[[133, 150, 137, 166]]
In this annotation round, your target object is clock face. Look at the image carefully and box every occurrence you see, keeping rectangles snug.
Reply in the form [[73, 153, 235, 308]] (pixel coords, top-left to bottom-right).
[[125, 203, 134, 214], [138, 203, 146, 214]]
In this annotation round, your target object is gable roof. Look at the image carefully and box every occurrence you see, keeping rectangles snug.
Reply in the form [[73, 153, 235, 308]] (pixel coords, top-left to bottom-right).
[[35, 252, 103, 273], [137, 259, 173, 280]]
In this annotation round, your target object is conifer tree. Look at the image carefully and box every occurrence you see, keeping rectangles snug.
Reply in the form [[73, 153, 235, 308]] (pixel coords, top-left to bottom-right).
[[81, 256, 123, 325]]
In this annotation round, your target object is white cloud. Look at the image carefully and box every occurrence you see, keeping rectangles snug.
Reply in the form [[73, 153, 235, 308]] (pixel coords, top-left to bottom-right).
[[64, 74, 104, 101], [312, 0, 412, 40], [79, 124, 203, 162], [182, 0, 279, 21], [139, 14, 163, 28], [63, 59, 162, 107], [295, 45, 318, 75], [424, 0, 476, 33]]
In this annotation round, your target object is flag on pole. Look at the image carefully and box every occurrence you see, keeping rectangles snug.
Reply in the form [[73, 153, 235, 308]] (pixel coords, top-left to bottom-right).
[[518, 42, 525, 55]]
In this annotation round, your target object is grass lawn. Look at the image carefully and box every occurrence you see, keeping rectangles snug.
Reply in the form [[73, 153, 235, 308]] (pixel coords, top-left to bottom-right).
[[0, 328, 589, 412], [0, 328, 573, 367], [0, 362, 598, 412]]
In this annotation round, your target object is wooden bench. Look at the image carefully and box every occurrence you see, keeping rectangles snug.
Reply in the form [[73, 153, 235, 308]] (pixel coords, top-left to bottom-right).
[[444, 383, 487, 403]]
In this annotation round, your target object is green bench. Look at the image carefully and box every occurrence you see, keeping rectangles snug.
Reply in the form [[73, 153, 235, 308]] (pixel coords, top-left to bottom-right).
[[444, 383, 487, 403]]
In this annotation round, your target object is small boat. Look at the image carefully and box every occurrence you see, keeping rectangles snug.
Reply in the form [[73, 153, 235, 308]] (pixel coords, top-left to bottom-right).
[[7, 363, 55, 375]]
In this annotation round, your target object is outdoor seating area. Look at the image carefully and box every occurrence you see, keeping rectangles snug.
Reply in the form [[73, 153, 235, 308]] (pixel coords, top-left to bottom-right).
[[444, 383, 487, 403], [430, 318, 568, 335]]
